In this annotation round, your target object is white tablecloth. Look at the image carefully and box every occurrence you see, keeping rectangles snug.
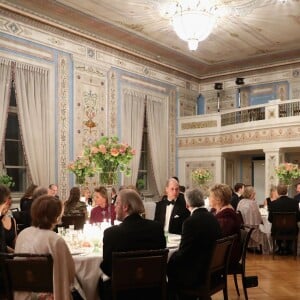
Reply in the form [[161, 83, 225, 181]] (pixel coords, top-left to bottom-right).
[[73, 252, 102, 300], [259, 210, 300, 255], [72, 234, 181, 300]]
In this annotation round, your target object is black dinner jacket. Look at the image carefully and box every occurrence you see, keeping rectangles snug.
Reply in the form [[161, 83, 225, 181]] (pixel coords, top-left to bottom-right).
[[154, 193, 190, 234], [167, 207, 222, 288], [100, 213, 166, 277], [268, 195, 300, 223]]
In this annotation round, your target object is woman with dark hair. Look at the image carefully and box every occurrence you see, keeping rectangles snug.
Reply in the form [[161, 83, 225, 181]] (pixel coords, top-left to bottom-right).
[[64, 187, 87, 218], [15, 195, 75, 299], [19, 183, 38, 228], [1, 196, 17, 252], [90, 186, 115, 224], [0, 184, 11, 253]]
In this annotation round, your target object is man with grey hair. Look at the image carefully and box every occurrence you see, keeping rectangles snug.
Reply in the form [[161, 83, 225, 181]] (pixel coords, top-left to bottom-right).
[[167, 188, 222, 297], [99, 189, 166, 299]]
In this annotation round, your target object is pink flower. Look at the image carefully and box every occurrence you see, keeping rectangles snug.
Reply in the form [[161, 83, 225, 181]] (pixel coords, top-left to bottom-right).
[[131, 149, 136, 155], [98, 145, 106, 154], [91, 146, 100, 154], [110, 148, 119, 156]]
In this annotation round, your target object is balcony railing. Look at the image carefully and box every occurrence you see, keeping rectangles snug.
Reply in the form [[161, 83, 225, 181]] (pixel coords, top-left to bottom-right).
[[221, 107, 265, 126]]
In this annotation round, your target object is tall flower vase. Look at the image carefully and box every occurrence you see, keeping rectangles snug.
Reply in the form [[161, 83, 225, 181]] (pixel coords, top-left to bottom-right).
[[75, 175, 85, 188], [99, 172, 117, 205]]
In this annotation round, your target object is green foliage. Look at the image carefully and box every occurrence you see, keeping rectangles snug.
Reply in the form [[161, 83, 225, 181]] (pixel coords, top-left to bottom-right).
[[0, 174, 15, 188]]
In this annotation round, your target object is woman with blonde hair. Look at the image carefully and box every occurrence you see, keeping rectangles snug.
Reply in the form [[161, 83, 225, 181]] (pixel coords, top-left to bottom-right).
[[237, 185, 266, 253], [263, 184, 278, 209]]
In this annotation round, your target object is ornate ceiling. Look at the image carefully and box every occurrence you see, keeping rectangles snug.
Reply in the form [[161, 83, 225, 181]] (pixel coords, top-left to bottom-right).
[[1, 0, 300, 81]]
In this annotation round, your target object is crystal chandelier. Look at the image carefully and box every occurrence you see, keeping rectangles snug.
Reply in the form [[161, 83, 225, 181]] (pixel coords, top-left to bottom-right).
[[161, 0, 289, 51]]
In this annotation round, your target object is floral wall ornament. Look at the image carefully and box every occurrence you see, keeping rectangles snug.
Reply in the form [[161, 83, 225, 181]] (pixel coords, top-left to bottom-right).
[[275, 162, 300, 185]]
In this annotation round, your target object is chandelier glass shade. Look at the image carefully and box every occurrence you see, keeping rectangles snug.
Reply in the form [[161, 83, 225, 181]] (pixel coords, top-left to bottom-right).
[[172, 9, 216, 51], [161, 0, 289, 51]]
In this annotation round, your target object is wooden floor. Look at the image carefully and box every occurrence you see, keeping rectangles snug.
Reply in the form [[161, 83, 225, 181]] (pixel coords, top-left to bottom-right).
[[212, 253, 300, 300]]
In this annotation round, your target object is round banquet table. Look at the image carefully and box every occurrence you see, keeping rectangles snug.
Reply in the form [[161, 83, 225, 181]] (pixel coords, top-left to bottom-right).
[[72, 234, 181, 300]]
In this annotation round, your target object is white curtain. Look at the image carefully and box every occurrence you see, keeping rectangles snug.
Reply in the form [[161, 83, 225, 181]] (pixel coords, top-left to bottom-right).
[[14, 63, 52, 186], [0, 59, 12, 151], [146, 95, 168, 195], [121, 89, 145, 185]]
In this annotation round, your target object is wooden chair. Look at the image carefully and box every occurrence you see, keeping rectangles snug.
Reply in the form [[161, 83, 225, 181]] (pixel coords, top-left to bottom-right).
[[0, 253, 53, 300], [228, 226, 255, 300], [61, 214, 86, 230], [236, 210, 244, 226], [111, 248, 169, 300], [177, 235, 236, 300], [271, 212, 298, 259]]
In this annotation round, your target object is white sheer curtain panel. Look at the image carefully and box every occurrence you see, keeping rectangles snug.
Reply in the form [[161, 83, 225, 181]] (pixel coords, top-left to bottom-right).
[[0, 59, 12, 149], [146, 95, 168, 195], [121, 89, 145, 185], [14, 63, 52, 186]]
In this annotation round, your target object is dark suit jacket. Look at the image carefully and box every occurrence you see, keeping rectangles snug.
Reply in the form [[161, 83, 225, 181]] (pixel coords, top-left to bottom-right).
[[268, 195, 300, 224], [100, 213, 166, 277], [154, 193, 190, 234], [231, 193, 243, 211], [167, 208, 222, 288], [294, 193, 300, 203]]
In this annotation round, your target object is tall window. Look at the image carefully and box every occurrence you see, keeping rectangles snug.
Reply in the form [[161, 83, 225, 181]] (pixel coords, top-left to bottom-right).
[[4, 81, 27, 192], [137, 111, 148, 190]]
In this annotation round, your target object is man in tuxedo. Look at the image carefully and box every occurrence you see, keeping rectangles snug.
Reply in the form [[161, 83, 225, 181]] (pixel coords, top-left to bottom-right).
[[167, 188, 222, 297], [294, 182, 300, 203], [154, 178, 190, 234], [230, 182, 245, 210], [99, 189, 166, 299], [268, 184, 300, 254]]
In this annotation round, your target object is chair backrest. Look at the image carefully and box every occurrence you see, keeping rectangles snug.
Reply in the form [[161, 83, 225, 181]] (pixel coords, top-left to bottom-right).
[[240, 226, 254, 271], [1, 253, 53, 299], [111, 248, 169, 299], [61, 214, 85, 230], [271, 212, 298, 235], [205, 235, 236, 292], [236, 210, 244, 225]]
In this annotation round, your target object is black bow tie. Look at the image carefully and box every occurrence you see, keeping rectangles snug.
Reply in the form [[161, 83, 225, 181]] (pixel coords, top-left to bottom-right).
[[166, 200, 175, 206]]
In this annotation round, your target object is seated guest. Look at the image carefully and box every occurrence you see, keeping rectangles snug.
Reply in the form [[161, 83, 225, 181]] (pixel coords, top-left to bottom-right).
[[0, 185, 11, 253], [82, 186, 93, 206], [268, 184, 300, 254], [64, 187, 87, 218], [1, 196, 17, 252], [167, 188, 222, 296], [210, 183, 242, 265], [230, 182, 245, 210], [154, 178, 190, 234], [90, 186, 115, 224], [15, 195, 75, 300], [111, 187, 117, 205], [99, 189, 166, 299], [264, 184, 278, 209], [237, 185, 265, 253], [48, 183, 59, 200], [19, 183, 38, 228], [294, 182, 300, 203]]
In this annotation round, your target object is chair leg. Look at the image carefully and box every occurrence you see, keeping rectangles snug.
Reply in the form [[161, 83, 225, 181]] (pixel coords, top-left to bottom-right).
[[272, 238, 275, 260], [294, 239, 297, 260], [223, 286, 228, 300], [233, 274, 240, 296], [242, 276, 249, 300]]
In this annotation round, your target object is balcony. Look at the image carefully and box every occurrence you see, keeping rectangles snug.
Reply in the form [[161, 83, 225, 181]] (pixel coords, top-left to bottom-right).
[[179, 99, 300, 137]]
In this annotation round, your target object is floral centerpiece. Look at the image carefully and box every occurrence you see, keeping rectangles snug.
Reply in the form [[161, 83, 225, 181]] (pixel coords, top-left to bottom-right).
[[84, 136, 135, 185], [191, 168, 212, 185], [275, 162, 300, 185], [67, 156, 95, 185]]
